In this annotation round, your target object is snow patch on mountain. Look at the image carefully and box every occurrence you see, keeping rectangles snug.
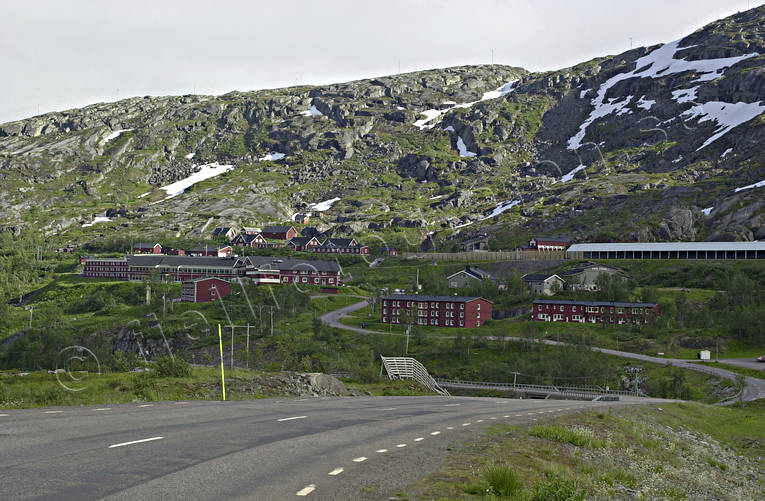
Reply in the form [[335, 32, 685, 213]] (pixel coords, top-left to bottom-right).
[[482, 199, 520, 219], [157, 162, 235, 199], [259, 152, 286, 161], [636, 96, 656, 110], [300, 105, 323, 117], [311, 197, 341, 211], [558, 164, 587, 183], [681, 101, 765, 150], [82, 216, 112, 227], [671, 87, 699, 104], [456, 137, 477, 157], [567, 39, 758, 150], [721, 148, 733, 158], [414, 80, 516, 130], [104, 129, 133, 142], [734, 178, 765, 193]]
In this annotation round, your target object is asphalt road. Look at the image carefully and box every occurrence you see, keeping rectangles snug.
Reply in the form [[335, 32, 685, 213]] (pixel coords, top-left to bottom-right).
[[321, 300, 765, 401], [0, 396, 659, 501]]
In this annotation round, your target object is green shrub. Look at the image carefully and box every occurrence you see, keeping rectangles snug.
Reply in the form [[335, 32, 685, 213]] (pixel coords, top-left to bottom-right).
[[531, 475, 585, 501], [528, 425, 602, 448], [132, 373, 156, 401], [484, 463, 523, 498], [154, 356, 191, 378]]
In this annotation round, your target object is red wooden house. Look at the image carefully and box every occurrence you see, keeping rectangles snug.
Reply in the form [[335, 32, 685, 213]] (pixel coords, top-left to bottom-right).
[[181, 277, 231, 303], [261, 225, 298, 240], [381, 294, 492, 328], [231, 233, 267, 247], [133, 242, 162, 254], [287, 236, 321, 252]]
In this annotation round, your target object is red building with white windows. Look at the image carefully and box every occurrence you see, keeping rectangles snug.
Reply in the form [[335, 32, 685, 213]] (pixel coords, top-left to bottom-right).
[[532, 299, 659, 325], [83, 255, 342, 289], [181, 277, 231, 302], [381, 294, 492, 328]]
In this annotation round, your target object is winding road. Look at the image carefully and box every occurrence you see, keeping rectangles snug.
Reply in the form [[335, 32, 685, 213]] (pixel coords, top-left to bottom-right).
[[0, 396, 660, 500], [321, 299, 765, 402]]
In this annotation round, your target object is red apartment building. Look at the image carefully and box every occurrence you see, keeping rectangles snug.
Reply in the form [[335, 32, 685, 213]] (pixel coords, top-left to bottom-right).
[[381, 294, 492, 328], [532, 299, 659, 325]]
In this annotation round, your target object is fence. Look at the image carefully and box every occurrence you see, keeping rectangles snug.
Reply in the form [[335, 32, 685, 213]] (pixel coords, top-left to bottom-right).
[[380, 356, 450, 396], [400, 251, 565, 262], [436, 378, 640, 400]]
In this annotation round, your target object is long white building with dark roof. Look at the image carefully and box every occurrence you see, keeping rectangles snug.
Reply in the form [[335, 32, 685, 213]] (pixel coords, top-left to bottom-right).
[[566, 242, 765, 260]]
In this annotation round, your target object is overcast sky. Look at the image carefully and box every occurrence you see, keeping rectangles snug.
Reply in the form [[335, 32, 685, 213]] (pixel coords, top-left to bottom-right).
[[0, 0, 760, 124]]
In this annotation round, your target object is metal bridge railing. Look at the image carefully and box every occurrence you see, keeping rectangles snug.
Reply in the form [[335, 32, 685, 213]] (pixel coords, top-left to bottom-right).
[[380, 356, 450, 396], [435, 379, 641, 398]]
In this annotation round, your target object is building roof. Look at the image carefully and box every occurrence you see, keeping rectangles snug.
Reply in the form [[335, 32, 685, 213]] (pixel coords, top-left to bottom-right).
[[188, 245, 217, 252], [533, 299, 658, 308], [532, 237, 571, 243], [567, 241, 765, 252], [447, 265, 494, 281], [522, 273, 563, 282], [128, 255, 238, 268], [133, 242, 160, 248], [185, 277, 231, 284], [321, 238, 357, 247], [243, 256, 341, 272], [212, 227, 233, 235], [383, 294, 491, 303], [558, 264, 623, 276], [288, 236, 319, 246], [263, 225, 295, 233]]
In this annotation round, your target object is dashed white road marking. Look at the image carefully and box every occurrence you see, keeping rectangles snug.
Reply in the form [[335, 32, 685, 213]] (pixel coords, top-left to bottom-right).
[[328, 468, 344, 476], [447, 426, 454, 430], [175, 401, 188, 405], [353, 456, 367, 462], [382, 407, 397, 410], [462, 422, 471, 426], [278, 415, 308, 422], [108, 436, 164, 448], [443, 403, 461, 407], [94, 408, 111, 411], [43, 410, 63, 414], [505, 415, 511, 418], [430, 431, 440, 436], [515, 414, 522, 417], [476, 419, 484, 423], [557, 408, 563, 411], [396, 444, 407, 448], [490, 417, 497, 420], [414, 437, 424, 442], [527, 412, 534, 415], [296, 484, 316, 496], [547, 410, 555, 413], [376, 449, 388, 453], [138, 404, 154, 408], [0, 413, 9, 417]]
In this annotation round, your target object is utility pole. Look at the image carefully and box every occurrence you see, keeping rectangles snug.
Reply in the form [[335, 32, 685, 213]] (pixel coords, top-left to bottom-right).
[[270, 307, 274, 336], [28, 306, 33, 329], [405, 326, 410, 355], [231, 325, 234, 368], [246, 325, 250, 370]]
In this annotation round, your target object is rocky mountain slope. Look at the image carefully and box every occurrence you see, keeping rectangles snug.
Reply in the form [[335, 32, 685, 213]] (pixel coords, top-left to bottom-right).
[[1, 7, 764, 247]]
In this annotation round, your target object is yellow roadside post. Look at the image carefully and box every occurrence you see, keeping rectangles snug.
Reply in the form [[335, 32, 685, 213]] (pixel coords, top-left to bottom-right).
[[218, 324, 226, 401]]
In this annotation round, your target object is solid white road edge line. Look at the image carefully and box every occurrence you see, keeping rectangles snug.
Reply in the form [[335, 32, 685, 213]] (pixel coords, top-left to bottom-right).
[[296, 484, 316, 496], [278, 415, 308, 422], [138, 404, 153, 408], [108, 436, 164, 449], [43, 410, 63, 414], [328, 468, 344, 476], [94, 408, 111, 411]]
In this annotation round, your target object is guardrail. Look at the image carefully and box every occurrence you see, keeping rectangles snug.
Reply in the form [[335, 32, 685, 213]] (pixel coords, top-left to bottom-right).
[[435, 379, 641, 399]]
